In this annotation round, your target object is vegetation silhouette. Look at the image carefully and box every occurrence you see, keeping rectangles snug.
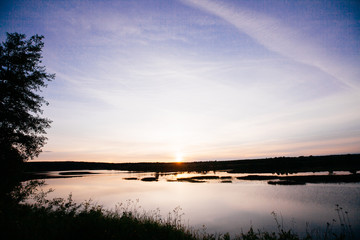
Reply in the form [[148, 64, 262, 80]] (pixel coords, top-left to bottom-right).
[[0, 32, 54, 195], [141, 177, 158, 182], [58, 171, 98, 176], [26, 154, 359, 181]]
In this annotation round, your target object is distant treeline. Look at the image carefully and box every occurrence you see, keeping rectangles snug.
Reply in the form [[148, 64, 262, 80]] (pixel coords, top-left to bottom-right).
[[25, 154, 359, 174]]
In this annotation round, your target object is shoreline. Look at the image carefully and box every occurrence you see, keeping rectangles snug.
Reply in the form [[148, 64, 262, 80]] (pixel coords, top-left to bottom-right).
[[26, 154, 360, 174], [23, 154, 360, 184]]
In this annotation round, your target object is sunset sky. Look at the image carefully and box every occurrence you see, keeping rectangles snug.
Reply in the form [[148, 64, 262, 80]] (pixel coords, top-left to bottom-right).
[[1, 0, 360, 162]]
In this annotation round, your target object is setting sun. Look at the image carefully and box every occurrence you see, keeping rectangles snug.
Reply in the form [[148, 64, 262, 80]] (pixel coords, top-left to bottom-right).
[[175, 153, 184, 163]]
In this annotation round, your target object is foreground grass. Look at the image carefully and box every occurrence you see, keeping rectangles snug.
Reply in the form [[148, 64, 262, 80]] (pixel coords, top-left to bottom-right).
[[1, 187, 197, 240], [0, 181, 355, 240], [1, 202, 197, 240]]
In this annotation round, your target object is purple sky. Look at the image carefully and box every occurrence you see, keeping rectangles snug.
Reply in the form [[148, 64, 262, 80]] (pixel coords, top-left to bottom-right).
[[1, 0, 360, 162]]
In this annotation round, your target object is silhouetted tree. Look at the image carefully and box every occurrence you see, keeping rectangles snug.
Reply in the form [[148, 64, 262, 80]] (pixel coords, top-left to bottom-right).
[[0, 32, 54, 182]]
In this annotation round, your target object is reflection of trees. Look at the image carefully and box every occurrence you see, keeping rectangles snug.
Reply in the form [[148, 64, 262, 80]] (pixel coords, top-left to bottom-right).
[[154, 172, 160, 180]]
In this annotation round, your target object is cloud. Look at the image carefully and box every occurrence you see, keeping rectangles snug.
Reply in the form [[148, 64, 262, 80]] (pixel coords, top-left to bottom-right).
[[43, 0, 194, 49], [25, 0, 360, 161], [181, 0, 360, 91]]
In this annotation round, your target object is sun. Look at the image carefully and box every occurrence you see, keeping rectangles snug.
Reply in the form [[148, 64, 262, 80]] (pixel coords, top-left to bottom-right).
[[175, 152, 183, 163]]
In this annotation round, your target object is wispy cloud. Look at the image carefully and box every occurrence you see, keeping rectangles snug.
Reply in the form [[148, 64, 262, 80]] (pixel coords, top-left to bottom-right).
[[4, 0, 358, 161], [181, 0, 360, 91]]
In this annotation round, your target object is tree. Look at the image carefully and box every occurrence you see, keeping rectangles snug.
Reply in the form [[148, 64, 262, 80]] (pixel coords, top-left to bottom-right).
[[0, 32, 54, 176]]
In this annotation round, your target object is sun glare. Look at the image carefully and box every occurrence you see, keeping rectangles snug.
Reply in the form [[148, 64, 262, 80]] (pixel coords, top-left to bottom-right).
[[175, 152, 183, 163]]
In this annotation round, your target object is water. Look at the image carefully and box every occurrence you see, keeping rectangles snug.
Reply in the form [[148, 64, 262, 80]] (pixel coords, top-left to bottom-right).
[[41, 170, 360, 238]]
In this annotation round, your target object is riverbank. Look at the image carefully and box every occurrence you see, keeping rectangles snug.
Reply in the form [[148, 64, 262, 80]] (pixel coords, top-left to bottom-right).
[[26, 154, 359, 174], [24, 154, 360, 184]]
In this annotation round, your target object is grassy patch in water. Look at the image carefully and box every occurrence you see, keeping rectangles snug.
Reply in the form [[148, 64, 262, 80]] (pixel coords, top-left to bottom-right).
[[220, 176, 232, 179], [220, 180, 232, 183], [236, 175, 279, 180], [236, 174, 360, 185], [141, 177, 158, 182], [175, 178, 206, 183], [175, 175, 221, 183], [59, 171, 98, 175], [124, 177, 138, 180]]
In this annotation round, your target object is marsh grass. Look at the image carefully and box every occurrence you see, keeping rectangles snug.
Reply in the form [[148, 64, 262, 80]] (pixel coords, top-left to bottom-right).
[[2, 181, 197, 240], [141, 177, 158, 181], [1, 180, 356, 240], [175, 178, 206, 183], [220, 176, 232, 180], [123, 177, 138, 180], [174, 175, 221, 183], [221, 180, 232, 183], [322, 204, 355, 240], [58, 171, 97, 175]]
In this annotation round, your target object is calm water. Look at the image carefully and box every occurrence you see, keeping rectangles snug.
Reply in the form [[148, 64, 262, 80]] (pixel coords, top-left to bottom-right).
[[41, 170, 360, 238]]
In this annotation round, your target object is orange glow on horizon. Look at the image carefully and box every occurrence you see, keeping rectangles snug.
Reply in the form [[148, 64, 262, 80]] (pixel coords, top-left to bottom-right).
[[175, 152, 184, 163]]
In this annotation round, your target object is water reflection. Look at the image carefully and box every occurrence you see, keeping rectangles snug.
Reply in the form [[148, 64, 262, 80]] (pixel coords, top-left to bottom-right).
[[43, 170, 360, 237]]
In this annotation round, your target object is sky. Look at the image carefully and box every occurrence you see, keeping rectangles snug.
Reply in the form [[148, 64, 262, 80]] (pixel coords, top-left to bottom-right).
[[1, 0, 360, 163]]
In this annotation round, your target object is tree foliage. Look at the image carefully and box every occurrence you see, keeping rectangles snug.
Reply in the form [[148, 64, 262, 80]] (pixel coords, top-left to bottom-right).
[[0, 32, 54, 172]]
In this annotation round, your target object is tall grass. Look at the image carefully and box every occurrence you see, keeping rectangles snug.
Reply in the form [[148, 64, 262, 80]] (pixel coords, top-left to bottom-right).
[[0, 180, 355, 240]]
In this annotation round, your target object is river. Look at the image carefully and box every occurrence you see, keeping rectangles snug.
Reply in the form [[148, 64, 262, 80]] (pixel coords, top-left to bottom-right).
[[39, 170, 360, 238]]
